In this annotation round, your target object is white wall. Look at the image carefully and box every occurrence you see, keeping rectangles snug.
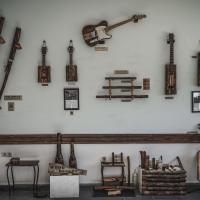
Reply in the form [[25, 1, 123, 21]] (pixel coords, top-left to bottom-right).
[[0, 0, 200, 184]]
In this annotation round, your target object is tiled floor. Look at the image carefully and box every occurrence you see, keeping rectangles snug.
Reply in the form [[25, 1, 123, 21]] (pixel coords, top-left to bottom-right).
[[0, 186, 200, 200]]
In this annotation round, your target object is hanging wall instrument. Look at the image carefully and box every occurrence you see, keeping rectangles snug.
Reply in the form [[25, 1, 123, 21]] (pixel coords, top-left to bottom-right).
[[0, 16, 6, 44], [82, 14, 146, 47], [66, 40, 78, 82], [165, 33, 176, 97], [38, 40, 51, 86], [0, 27, 22, 109], [192, 52, 200, 86]]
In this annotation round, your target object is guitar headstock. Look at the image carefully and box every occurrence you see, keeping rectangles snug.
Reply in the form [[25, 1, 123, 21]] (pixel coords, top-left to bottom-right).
[[167, 33, 175, 44], [68, 40, 74, 54], [131, 14, 147, 23], [41, 40, 47, 55]]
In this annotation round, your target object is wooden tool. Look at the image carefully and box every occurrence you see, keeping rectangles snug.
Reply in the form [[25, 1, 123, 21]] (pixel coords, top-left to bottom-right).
[[165, 33, 176, 96], [0, 27, 22, 109], [66, 40, 78, 82], [192, 52, 200, 86], [0, 16, 5, 44], [82, 14, 146, 47], [38, 40, 51, 86]]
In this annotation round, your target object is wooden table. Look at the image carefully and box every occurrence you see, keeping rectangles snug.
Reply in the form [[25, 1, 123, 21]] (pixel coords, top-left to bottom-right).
[[6, 160, 39, 196]]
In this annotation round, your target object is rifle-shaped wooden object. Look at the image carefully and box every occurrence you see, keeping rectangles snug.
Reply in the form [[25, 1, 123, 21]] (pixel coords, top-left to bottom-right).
[[192, 52, 200, 86], [0, 16, 6, 44], [0, 27, 22, 108]]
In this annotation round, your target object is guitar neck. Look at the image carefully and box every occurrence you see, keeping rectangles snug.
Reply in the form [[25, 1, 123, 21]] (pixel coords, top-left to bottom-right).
[[69, 53, 73, 65], [105, 18, 132, 32], [42, 54, 46, 66], [170, 43, 174, 65]]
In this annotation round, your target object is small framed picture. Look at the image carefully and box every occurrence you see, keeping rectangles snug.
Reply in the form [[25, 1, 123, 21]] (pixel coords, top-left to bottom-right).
[[192, 91, 200, 113], [64, 88, 79, 110]]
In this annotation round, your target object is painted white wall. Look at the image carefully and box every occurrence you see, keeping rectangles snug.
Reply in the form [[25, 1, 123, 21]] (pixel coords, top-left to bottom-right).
[[0, 0, 200, 184]]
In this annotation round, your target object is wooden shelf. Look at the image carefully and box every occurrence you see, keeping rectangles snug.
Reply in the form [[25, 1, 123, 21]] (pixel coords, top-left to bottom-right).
[[101, 162, 125, 167], [102, 86, 142, 89], [96, 95, 148, 99], [0, 133, 200, 144], [105, 77, 136, 80]]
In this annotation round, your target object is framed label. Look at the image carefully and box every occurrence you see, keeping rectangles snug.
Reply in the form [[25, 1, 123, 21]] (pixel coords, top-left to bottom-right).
[[192, 91, 200, 113], [64, 88, 79, 110]]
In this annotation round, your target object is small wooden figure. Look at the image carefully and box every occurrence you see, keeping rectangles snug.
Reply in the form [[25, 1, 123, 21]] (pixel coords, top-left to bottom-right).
[[66, 40, 78, 82], [38, 40, 51, 86], [192, 52, 200, 86]]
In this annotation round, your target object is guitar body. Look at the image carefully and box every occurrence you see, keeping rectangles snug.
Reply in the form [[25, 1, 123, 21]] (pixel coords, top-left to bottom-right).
[[165, 64, 176, 95], [66, 64, 78, 82], [38, 65, 51, 83], [82, 20, 112, 47]]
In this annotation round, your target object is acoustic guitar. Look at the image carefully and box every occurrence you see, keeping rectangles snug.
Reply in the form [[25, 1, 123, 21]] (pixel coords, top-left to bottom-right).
[[82, 14, 146, 47]]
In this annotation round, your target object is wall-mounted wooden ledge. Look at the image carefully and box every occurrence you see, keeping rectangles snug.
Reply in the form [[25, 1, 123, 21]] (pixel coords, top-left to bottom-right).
[[0, 133, 200, 144]]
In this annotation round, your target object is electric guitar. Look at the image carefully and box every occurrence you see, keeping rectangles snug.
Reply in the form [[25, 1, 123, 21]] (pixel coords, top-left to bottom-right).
[[82, 14, 146, 47]]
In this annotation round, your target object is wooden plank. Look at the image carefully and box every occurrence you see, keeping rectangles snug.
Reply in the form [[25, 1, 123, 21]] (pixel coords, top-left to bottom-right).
[[0, 133, 200, 145], [96, 95, 148, 99], [105, 77, 136, 80]]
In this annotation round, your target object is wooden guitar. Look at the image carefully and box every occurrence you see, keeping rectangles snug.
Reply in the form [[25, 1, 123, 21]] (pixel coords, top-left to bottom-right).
[[165, 33, 176, 95], [38, 40, 51, 86], [82, 14, 146, 47], [66, 40, 78, 82]]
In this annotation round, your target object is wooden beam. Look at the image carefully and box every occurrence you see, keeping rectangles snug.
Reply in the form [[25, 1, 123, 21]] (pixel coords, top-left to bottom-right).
[[0, 133, 200, 145]]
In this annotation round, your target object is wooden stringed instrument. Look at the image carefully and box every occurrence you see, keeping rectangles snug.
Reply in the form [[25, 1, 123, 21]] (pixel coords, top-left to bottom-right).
[[165, 33, 176, 96], [82, 14, 146, 47], [38, 40, 51, 86], [66, 40, 78, 82]]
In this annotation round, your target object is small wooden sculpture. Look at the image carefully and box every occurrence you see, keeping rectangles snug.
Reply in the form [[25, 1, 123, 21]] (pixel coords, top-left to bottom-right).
[[192, 52, 200, 86], [69, 143, 77, 169], [66, 40, 78, 82], [165, 33, 176, 96], [82, 14, 146, 47], [0, 27, 22, 108], [55, 133, 64, 165], [38, 40, 51, 86], [0, 16, 5, 44]]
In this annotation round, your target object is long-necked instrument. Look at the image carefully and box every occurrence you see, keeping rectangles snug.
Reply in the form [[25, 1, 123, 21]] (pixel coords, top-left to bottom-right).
[[82, 14, 146, 47], [55, 133, 64, 165], [66, 40, 78, 82], [192, 52, 200, 86], [165, 33, 176, 96], [0, 27, 22, 107], [38, 40, 51, 86], [0, 16, 6, 44]]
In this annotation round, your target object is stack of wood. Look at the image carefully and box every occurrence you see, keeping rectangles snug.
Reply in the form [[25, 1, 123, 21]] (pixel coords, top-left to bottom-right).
[[139, 155, 187, 195]]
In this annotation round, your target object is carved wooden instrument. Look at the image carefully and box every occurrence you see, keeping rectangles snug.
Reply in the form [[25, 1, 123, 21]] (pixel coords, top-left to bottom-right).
[[66, 40, 77, 82], [165, 33, 176, 95], [38, 40, 51, 86], [0, 16, 5, 44], [82, 14, 146, 47], [192, 52, 200, 86], [0, 27, 22, 105], [55, 133, 64, 165]]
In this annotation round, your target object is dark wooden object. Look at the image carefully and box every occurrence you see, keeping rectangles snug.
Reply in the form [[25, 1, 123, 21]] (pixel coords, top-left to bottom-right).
[[82, 14, 146, 47], [0, 27, 22, 105], [197, 151, 200, 181], [165, 33, 176, 96], [127, 156, 130, 186], [192, 52, 200, 86], [0, 133, 200, 144], [38, 40, 51, 86], [55, 133, 64, 165], [0, 16, 5, 44], [143, 78, 150, 90], [69, 143, 77, 168], [66, 40, 78, 82]]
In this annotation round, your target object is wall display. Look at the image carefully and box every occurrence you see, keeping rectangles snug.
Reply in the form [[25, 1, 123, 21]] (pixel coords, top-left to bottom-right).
[[64, 88, 79, 110], [165, 33, 176, 97], [0, 27, 22, 109], [96, 71, 149, 102], [66, 40, 78, 82], [4, 95, 22, 101], [8, 102, 14, 111], [0, 16, 5, 44], [69, 143, 77, 169], [82, 14, 146, 47], [55, 133, 64, 165], [38, 40, 51, 86], [192, 52, 200, 86], [191, 91, 200, 113]]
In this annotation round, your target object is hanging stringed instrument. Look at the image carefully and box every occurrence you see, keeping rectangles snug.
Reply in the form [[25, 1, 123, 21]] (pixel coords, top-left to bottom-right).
[[0, 27, 22, 108], [192, 52, 200, 86], [82, 14, 146, 47], [38, 40, 51, 86], [0, 16, 6, 44], [66, 40, 78, 82], [165, 33, 176, 96]]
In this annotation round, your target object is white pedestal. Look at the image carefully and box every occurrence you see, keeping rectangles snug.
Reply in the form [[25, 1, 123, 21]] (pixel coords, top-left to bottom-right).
[[50, 175, 79, 198]]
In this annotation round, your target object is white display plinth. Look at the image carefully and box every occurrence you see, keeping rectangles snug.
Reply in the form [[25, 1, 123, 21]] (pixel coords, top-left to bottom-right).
[[50, 175, 79, 198]]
